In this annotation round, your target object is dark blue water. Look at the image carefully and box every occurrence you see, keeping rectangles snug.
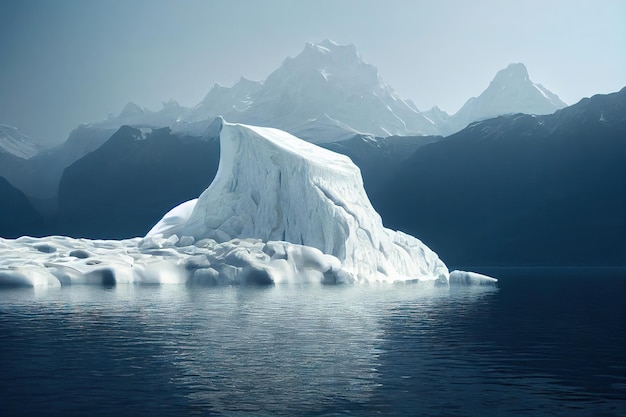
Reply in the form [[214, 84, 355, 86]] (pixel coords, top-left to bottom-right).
[[1, 269, 625, 416]]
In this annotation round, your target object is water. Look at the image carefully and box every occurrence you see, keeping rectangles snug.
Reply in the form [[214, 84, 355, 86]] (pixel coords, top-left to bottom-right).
[[1, 269, 625, 416]]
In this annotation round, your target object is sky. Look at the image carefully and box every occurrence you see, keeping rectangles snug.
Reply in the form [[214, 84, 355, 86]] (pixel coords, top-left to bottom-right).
[[0, 0, 624, 145]]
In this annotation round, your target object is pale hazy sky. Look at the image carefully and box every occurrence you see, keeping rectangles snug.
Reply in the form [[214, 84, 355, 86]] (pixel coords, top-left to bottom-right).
[[1, 0, 624, 145]]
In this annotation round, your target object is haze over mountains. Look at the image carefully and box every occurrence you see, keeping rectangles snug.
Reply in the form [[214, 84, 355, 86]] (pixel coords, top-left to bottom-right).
[[438, 63, 567, 135], [0, 41, 567, 203], [374, 87, 626, 267], [1, 40, 622, 268], [72, 40, 567, 143], [0, 125, 43, 159]]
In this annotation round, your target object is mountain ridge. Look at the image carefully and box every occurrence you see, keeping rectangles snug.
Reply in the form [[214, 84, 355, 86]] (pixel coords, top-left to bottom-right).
[[372, 87, 626, 267], [440, 63, 567, 135], [53, 42, 567, 148]]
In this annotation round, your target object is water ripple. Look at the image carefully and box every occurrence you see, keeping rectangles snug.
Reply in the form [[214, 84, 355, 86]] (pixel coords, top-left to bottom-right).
[[1, 275, 624, 416]]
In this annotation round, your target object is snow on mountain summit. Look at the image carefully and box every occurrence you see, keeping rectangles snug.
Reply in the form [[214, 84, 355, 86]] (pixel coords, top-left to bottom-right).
[[188, 77, 262, 122], [449, 63, 567, 133], [488, 63, 565, 111], [0, 125, 43, 159], [98, 100, 183, 129], [272, 39, 375, 89], [185, 40, 438, 140], [77, 46, 567, 143], [251, 39, 438, 138]]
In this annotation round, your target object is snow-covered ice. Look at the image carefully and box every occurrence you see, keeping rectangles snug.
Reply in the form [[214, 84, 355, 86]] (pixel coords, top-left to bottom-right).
[[449, 270, 499, 285], [0, 120, 495, 288]]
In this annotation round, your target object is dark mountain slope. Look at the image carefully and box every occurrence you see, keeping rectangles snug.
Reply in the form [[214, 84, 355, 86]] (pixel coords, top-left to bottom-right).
[[0, 176, 45, 238], [321, 134, 440, 193], [374, 88, 626, 267], [52, 126, 434, 239], [55, 126, 219, 238]]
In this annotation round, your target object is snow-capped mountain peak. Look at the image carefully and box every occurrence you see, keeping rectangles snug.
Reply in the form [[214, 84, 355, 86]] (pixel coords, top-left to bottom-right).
[[187, 76, 262, 122], [492, 62, 530, 85], [268, 40, 380, 91], [118, 101, 146, 117], [447, 62, 567, 133], [77, 46, 567, 144], [301, 39, 360, 64], [182, 40, 438, 139], [162, 99, 182, 110], [239, 40, 438, 138]]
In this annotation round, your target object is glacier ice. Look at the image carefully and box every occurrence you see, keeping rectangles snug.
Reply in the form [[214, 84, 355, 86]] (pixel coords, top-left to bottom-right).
[[0, 120, 494, 288], [148, 119, 449, 282]]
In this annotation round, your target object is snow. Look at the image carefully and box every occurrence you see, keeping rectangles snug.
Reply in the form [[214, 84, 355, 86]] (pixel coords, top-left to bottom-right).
[[444, 63, 567, 135], [181, 40, 438, 140], [0, 121, 495, 288], [0, 125, 43, 159], [74, 44, 569, 147], [0, 235, 342, 287], [533, 83, 551, 100], [149, 120, 451, 282]]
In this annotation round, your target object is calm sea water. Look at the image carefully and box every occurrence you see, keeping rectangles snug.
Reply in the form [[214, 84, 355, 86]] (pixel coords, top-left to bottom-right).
[[1, 269, 625, 416]]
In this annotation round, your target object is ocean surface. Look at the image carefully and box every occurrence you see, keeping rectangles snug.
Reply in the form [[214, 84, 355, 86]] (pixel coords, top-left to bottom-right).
[[1, 268, 625, 416]]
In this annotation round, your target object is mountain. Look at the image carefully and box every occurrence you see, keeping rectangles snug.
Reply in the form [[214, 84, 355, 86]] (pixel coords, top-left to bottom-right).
[[0, 121, 497, 288], [373, 87, 626, 267], [0, 149, 26, 192], [187, 77, 262, 122], [2, 44, 570, 239], [445, 63, 566, 134], [0, 176, 44, 238], [66, 46, 567, 148], [186, 40, 438, 141], [98, 100, 185, 129], [55, 125, 220, 238], [0, 125, 43, 159], [0, 125, 119, 221], [50, 118, 437, 239], [93, 40, 438, 142], [321, 134, 440, 193]]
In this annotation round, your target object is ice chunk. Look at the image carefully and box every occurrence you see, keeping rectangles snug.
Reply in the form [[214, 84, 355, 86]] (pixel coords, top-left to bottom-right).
[[449, 270, 498, 285]]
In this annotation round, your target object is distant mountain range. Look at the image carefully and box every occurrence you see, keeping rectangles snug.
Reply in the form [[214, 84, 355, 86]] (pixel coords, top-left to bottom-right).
[[0, 125, 42, 159], [3, 40, 622, 268], [66, 40, 567, 143], [0, 87, 623, 266], [0, 40, 567, 206]]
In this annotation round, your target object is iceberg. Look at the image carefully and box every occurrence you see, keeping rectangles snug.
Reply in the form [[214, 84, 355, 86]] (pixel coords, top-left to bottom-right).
[[148, 119, 448, 283], [0, 120, 492, 288]]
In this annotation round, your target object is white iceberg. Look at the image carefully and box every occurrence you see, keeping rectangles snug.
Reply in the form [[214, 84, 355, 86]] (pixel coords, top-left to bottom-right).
[[148, 119, 448, 283], [0, 120, 494, 287]]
